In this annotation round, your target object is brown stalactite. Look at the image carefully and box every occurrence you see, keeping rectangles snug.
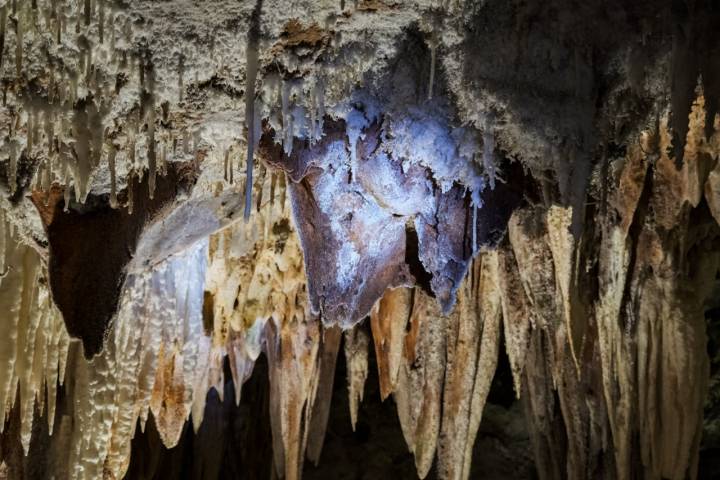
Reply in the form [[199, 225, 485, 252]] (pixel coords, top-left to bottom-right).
[[394, 288, 447, 478], [437, 254, 502, 480], [497, 246, 533, 398], [305, 325, 342, 465], [343, 326, 369, 432], [369, 286, 411, 400]]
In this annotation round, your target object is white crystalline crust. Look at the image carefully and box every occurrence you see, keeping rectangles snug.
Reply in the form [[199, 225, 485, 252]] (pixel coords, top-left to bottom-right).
[[0, 0, 495, 217]]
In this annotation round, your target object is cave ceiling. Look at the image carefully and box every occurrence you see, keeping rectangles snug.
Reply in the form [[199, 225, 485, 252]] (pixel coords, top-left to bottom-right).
[[1, 1, 720, 479]]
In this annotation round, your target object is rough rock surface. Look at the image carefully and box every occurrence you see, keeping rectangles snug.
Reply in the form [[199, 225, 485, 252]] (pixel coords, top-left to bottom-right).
[[1, 1, 720, 479]]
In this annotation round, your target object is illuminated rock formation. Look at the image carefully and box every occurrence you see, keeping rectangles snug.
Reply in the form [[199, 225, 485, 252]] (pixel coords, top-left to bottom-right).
[[1, 1, 720, 479]]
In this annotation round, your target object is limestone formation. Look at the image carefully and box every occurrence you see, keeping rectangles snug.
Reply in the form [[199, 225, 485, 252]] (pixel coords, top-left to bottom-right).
[[1, 1, 720, 479]]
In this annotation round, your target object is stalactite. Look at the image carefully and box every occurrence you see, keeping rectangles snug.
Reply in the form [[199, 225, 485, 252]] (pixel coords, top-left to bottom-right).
[[41, 155, 51, 199], [314, 80, 325, 143], [436, 253, 503, 480], [78, 239, 209, 480], [226, 331, 256, 407], [0, 213, 69, 451], [458, 253, 503, 480], [8, 140, 18, 196], [160, 139, 167, 174], [0, 212, 5, 273], [305, 326, 342, 465], [14, 7, 22, 78], [126, 170, 134, 214], [309, 85, 318, 143], [147, 104, 156, 199], [596, 138, 649, 480], [108, 142, 117, 208], [281, 81, 293, 155], [223, 148, 230, 183], [62, 165, 71, 211], [87, 101, 106, 170], [344, 326, 368, 431], [427, 33, 437, 100], [244, 0, 261, 221], [98, 0, 104, 44], [482, 124, 496, 190], [497, 247, 532, 397], [266, 316, 321, 480], [545, 205, 580, 372], [0, 5, 6, 71], [72, 101, 92, 203], [26, 107, 34, 154], [369, 287, 411, 399], [55, 0, 61, 44], [394, 288, 447, 479], [631, 108, 718, 480]]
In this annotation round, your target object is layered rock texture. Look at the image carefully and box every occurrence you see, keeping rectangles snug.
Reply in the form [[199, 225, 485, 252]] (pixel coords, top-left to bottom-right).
[[1, 0, 720, 479]]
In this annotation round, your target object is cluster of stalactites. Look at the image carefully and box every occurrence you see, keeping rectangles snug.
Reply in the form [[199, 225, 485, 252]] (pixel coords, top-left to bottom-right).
[[495, 93, 720, 480], [0, 0, 204, 213], [3, 86, 720, 478], [333, 90, 720, 480], [223, 91, 720, 480], [0, 209, 69, 455], [49, 238, 211, 480], [3, 67, 720, 480], [0, 1, 339, 225], [0, 171, 298, 479]]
